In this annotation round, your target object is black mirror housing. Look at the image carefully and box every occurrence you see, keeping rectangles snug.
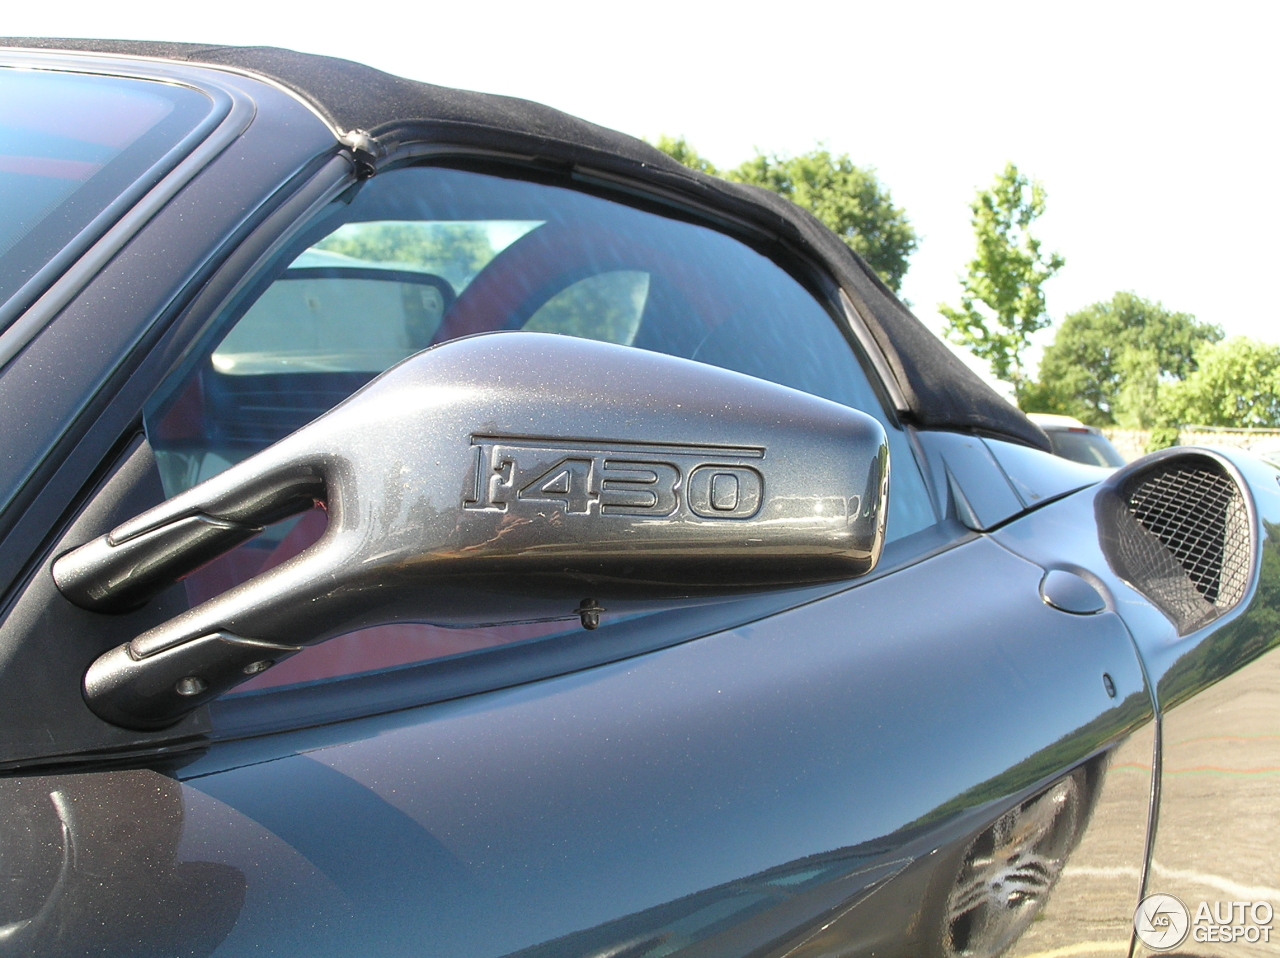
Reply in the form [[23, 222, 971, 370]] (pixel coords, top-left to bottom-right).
[[55, 333, 889, 728]]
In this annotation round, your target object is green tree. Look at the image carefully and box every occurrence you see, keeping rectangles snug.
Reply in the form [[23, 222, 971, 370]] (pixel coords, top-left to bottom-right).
[[654, 138, 918, 293], [726, 149, 917, 292], [652, 135, 719, 175], [940, 162, 1064, 403], [1157, 336, 1280, 428], [1029, 292, 1222, 426]]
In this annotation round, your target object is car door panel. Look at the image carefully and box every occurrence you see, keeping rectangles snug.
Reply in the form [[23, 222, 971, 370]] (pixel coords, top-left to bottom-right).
[[81, 533, 1149, 958], [0, 532, 1149, 956], [0, 535, 1152, 952]]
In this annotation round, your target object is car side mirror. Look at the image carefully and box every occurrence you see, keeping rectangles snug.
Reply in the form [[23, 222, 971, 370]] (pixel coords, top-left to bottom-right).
[[54, 332, 889, 729]]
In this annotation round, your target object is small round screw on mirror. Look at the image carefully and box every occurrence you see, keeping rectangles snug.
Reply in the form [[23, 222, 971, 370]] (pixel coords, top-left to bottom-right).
[[1102, 673, 1117, 698], [243, 660, 274, 676], [175, 676, 207, 697], [574, 598, 606, 630]]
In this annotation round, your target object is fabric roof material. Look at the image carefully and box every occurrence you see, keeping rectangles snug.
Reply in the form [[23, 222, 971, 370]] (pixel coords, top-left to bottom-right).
[[1, 37, 1050, 451]]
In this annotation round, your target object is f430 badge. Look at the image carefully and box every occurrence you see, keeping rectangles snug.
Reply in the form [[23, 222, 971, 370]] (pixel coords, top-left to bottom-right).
[[464, 436, 765, 519]]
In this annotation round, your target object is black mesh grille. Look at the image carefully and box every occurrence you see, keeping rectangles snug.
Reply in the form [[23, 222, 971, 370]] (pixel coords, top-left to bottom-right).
[[1125, 461, 1250, 613]]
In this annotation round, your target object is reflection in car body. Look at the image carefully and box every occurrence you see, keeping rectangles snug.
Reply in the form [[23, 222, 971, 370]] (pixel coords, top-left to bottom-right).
[[0, 39, 1276, 958]]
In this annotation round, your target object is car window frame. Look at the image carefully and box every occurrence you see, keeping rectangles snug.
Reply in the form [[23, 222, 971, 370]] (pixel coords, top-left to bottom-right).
[[0, 146, 968, 765]]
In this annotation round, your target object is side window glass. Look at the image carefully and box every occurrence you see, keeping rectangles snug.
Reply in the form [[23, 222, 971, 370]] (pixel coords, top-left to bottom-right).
[[144, 166, 937, 696]]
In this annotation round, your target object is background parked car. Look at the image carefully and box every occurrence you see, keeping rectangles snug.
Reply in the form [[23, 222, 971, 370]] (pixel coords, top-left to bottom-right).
[[1248, 435, 1280, 468], [1027, 413, 1127, 467]]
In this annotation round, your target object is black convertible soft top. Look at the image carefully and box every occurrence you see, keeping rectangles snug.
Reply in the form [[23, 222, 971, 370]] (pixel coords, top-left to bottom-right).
[[3, 38, 1049, 451]]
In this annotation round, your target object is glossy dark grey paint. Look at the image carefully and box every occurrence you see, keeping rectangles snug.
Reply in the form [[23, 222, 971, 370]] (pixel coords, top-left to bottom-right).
[[1131, 452, 1280, 954], [914, 432, 1109, 535], [1041, 569, 1107, 614], [1001, 723, 1156, 958], [2, 532, 1150, 957], [914, 432, 1024, 531], [981, 436, 1112, 509], [994, 447, 1273, 694], [59, 333, 889, 728]]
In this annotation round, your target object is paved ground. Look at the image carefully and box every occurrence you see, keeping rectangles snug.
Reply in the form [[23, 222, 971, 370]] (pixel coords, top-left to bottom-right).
[[1138, 644, 1280, 958]]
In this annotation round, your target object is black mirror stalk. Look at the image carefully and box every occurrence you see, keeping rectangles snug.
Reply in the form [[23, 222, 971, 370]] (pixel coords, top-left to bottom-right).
[[54, 333, 889, 729]]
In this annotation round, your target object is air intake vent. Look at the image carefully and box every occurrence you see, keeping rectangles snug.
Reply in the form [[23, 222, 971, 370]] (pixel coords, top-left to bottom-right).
[[1097, 454, 1252, 634], [1127, 465, 1250, 606]]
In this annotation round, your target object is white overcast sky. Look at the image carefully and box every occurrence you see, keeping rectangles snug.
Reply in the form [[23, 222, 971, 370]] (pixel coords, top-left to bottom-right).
[[9, 0, 1278, 386]]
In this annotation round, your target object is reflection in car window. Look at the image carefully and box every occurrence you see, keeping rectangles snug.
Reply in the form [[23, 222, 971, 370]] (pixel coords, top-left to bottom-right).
[[0, 68, 212, 319], [311, 219, 542, 292], [212, 250, 456, 375], [524, 270, 650, 344], [144, 165, 938, 695]]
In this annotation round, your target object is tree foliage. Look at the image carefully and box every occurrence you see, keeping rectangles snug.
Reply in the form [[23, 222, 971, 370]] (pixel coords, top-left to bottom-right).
[[1027, 292, 1222, 426], [1157, 336, 1280, 428], [940, 162, 1064, 402], [652, 135, 719, 175], [653, 137, 918, 293], [727, 149, 917, 292]]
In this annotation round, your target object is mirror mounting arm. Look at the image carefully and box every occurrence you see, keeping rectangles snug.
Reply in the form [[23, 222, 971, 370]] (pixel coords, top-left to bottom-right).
[[54, 333, 888, 730]]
